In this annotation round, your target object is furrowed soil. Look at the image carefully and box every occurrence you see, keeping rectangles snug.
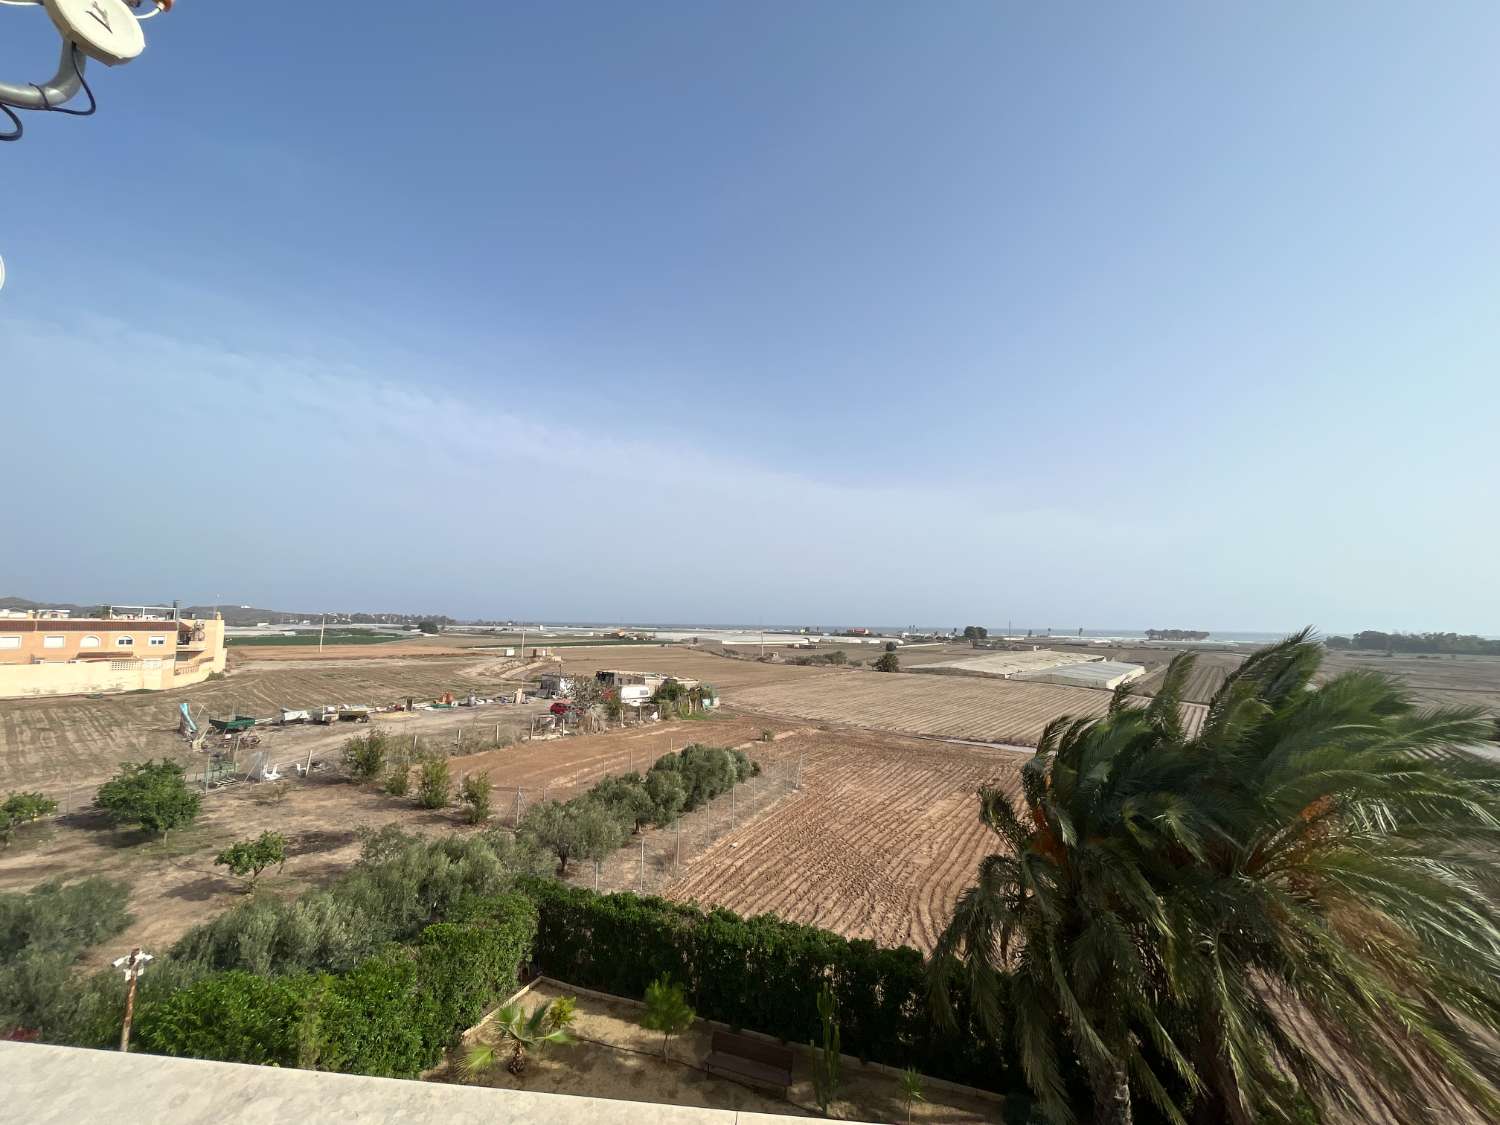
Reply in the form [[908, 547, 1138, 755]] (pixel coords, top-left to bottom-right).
[[0, 650, 537, 796], [662, 726, 1030, 953]]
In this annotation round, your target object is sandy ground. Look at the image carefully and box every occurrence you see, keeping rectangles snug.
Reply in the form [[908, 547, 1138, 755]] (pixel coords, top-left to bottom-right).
[[730, 670, 1208, 746], [434, 977, 1004, 1123]]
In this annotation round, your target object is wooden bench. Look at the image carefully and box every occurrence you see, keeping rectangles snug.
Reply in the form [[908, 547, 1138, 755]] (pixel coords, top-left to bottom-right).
[[704, 1029, 795, 1092]]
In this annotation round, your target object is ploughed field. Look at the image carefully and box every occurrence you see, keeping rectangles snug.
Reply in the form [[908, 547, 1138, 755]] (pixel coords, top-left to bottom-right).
[[664, 727, 1029, 953], [1317, 650, 1500, 714], [728, 669, 1209, 746], [0, 652, 528, 794]]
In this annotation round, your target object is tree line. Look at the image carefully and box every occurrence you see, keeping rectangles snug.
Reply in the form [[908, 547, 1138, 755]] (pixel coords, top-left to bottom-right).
[[519, 743, 757, 875], [1325, 629, 1500, 655]]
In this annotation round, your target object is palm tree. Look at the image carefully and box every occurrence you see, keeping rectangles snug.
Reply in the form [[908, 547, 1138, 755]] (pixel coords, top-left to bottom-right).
[[930, 631, 1500, 1125], [462, 1000, 575, 1077]]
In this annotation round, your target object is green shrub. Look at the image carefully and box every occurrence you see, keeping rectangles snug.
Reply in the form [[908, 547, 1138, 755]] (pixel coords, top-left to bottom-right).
[[135, 970, 321, 1066], [417, 757, 451, 809], [214, 831, 287, 884], [0, 877, 131, 959], [135, 897, 539, 1078], [342, 731, 389, 782], [592, 773, 655, 832], [383, 759, 412, 797], [171, 831, 544, 977], [459, 772, 493, 824], [94, 760, 201, 839], [519, 878, 1010, 1092], [0, 877, 136, 1039], [3, 792, 58, 827], [643, 770, 686, 825]]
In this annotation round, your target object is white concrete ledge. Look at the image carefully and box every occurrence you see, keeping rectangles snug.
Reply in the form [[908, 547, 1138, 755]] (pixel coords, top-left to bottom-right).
[[0, 1041, 838, 1124]]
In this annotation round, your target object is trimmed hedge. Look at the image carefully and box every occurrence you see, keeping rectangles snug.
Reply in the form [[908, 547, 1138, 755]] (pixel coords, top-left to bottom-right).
[[134, 891, 537, 1077], [520, 878, 1013, 1092]]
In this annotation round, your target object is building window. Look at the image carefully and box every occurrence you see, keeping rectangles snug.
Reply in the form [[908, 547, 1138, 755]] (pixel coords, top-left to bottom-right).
[[43, 635, 66, 649], [149, 636, 167, 647], [0, 636, 20, 650], [80, 635, 101, 648], [116, 636, 134, 648]]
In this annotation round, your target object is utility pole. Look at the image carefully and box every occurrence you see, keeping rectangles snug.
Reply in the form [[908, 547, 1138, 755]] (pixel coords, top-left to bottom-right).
[[113, 948, 153, 1052], [639, 836, 646, 884], [675, 821, 681, 870], [515, 788, 524, 826], [318, 612, 327, 654]]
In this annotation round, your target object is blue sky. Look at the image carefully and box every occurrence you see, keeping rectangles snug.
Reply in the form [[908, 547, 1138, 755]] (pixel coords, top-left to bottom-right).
[[2, 3, 1497, 631]]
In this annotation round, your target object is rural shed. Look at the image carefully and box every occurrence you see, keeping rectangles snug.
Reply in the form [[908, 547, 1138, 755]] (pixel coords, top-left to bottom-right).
[[1015, 661, 1146, 691]]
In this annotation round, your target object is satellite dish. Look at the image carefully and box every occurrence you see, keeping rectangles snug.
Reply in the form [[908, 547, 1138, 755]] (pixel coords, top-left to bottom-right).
[[42, 0, 146, 66], [0, 255, 6, 293]]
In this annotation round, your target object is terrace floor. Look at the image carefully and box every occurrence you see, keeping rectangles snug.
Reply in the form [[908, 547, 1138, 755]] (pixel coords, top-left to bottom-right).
[[429, 978, 1007, 1123]]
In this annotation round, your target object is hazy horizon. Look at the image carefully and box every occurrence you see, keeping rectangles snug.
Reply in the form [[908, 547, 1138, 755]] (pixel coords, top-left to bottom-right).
[[4, 5, 1498, 633]]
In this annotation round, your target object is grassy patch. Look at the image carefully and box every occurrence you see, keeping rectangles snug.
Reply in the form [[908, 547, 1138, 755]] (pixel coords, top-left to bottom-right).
[[227, 631, 409, 647]]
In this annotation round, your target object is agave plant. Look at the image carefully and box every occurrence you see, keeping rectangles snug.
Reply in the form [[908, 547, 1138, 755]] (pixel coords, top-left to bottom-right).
[[462, 999, 575, 1078], [930, 631, 1500, 1125]]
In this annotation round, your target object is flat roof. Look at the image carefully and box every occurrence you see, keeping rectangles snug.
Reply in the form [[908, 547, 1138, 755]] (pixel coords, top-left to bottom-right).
[[0, 620, 180, 633], [2, 1041, 821, 1125]]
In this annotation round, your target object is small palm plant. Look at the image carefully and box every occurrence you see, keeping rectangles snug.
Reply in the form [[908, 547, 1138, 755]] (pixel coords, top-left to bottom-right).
[[545, 994, 577, 1034], [462, 999, 574, 1078], [899, 1067, 926, 1123]]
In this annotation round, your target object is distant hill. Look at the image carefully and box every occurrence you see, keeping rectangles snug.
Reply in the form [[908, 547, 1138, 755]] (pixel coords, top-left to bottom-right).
[[1, 596, 454, 628]]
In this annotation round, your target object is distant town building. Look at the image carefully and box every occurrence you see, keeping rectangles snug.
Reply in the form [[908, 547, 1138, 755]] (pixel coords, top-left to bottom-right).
[[0, 606, 227, 699]]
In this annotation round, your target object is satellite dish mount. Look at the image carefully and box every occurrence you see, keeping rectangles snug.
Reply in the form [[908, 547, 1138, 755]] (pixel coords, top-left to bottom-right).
[[0, 0, 174, 142]]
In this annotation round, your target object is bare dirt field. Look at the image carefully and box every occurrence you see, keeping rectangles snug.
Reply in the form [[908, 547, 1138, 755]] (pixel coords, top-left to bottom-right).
[[1317, 650, 1500, 714], [729, 670, 1209, 746], [225, 633, 507, 661], [663, 727, 1028, 953], [0, 652, 537, 797], [447, 713, 792, 811]]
